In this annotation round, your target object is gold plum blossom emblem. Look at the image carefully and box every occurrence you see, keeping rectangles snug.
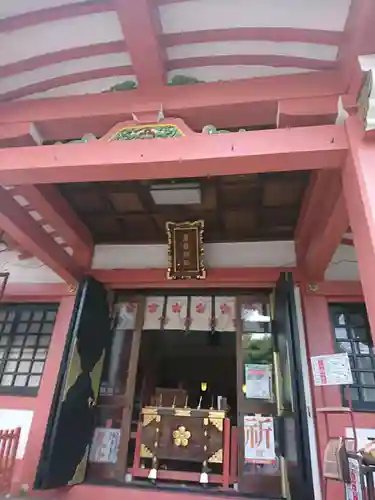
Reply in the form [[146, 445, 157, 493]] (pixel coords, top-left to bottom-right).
[[173, 426, 191, 447]]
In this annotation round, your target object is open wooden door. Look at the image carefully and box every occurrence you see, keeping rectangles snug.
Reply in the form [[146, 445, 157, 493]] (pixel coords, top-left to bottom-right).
[[34, 277, 111, 489], [273, 272, 313, 500]]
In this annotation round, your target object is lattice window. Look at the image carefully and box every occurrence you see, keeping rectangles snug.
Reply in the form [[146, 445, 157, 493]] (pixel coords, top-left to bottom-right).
[[0, 304, 58, 395], [329, 303, 375, 410]]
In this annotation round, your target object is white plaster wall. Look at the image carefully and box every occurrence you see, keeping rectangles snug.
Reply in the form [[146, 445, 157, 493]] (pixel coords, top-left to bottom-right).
[[325, 244, 359, 281], [0, 242, 360, 284], [92, 241, 297, 269], [0, 250, 63, 283]]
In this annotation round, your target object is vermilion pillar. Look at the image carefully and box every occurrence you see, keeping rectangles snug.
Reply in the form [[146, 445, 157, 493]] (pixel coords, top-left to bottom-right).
[[343, 115, 375, 336]]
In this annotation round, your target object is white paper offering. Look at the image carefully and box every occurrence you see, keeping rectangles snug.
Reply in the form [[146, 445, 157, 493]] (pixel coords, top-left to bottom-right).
[[214, 296, 236, 332], [165, 296, 188, 330], [143, 296, 164, 330], [190, 296, 212, 331]]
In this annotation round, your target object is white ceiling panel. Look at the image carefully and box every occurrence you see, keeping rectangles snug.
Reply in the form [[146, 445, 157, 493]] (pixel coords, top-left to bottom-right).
[[18, 75, 137, 100], [167, 41, 338, 62], [0, 0, 94, 19], [0, 12, 123, 65], [160, 0, 352, 34], [168, 65, 314, 83]]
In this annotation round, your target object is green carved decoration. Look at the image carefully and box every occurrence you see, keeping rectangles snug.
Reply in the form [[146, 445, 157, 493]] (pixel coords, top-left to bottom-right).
[[110, 124, 183, 141], [202, 125, 247, 134], [103, 75, 203, 93], [105, 80, 138, 92], [168, 75, 203, 86], [54, 133, 97, 145]]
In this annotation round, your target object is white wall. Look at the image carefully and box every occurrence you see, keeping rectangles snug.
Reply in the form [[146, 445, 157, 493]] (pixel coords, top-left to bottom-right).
[[0, 250, 63, 283], [0, 409, 33, 459], [0, 242, 359, 284]]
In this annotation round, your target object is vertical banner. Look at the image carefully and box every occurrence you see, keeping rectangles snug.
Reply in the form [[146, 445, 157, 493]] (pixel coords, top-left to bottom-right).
[[345, 457, 363, 500], [244, 415, 276, 464]]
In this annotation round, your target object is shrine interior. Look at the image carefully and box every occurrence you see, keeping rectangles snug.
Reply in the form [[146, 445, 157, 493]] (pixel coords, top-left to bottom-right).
[[86, 290, 277, 491], [130, 327, 237, 477], [136, 328, 237, 414]]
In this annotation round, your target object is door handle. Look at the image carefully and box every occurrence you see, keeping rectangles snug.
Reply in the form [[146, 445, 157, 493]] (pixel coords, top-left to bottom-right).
[[275, 415, 286, 457]]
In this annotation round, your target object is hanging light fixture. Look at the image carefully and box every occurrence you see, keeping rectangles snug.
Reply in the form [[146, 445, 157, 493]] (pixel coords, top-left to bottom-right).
[[201, 382, 208, 392]]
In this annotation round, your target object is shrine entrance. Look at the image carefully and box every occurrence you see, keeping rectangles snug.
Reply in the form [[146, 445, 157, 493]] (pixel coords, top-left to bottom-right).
[[36, 275, 314, 500], [84, 276, 313, 499]]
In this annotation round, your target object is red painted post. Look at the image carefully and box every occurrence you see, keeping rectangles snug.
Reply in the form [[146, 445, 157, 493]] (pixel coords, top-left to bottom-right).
[[222, 418, 231, 489]]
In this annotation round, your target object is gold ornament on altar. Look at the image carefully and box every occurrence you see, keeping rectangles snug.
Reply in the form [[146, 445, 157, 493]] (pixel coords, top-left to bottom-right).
[[173, 426, 191, 447], [166, 220, 205, 280]]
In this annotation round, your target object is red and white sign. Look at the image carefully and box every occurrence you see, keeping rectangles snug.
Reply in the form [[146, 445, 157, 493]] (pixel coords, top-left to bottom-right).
[[244, 415, 276, 464], [311, 353, 353, 386], [345, 457, 363, 500]]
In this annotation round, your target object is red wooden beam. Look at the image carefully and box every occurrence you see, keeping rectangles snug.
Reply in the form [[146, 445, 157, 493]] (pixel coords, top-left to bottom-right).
[[0, 122, 42, 148], [277, 95, 356, 128], [168, 55, 336, 72], [0, 71, 344, 127], [0, 125, 347, 185], [0, 187, 82, 283], [162, 27, 342, 47], [302, 280, 363, 298], [13, 185, 93, 267], [0, 41, 126, 78], [0, 66, 134, 102], [113, 0, 166, 88], [93, 267, 300, 289], [296, 171, 349, 281], [3, 283, 74, 302]]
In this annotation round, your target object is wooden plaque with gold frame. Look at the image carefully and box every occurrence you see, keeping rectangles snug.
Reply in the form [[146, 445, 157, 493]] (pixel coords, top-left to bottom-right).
[[166, 220, 206, 280]]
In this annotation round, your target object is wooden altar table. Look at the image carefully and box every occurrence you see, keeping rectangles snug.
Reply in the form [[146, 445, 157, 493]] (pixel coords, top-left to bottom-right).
[[131, 406, 231, 488]]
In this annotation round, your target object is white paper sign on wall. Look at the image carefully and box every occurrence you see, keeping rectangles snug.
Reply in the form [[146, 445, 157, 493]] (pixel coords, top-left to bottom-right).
[[244, 415, 276, 464], [89, 428, 121, 464], [311, 353, 353, 386]]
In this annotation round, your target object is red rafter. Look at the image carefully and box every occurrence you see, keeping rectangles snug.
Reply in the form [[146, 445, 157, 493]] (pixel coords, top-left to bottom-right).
[[113, 0, 166, 88], [0, 41, 126, 78], [0, 0, 112, 32], [0, 187, 82, 283], [163, 28, 342, 47], [0, 66, 134, 102], [13, 185, 93, 268], [168, 55, 336, 72]]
